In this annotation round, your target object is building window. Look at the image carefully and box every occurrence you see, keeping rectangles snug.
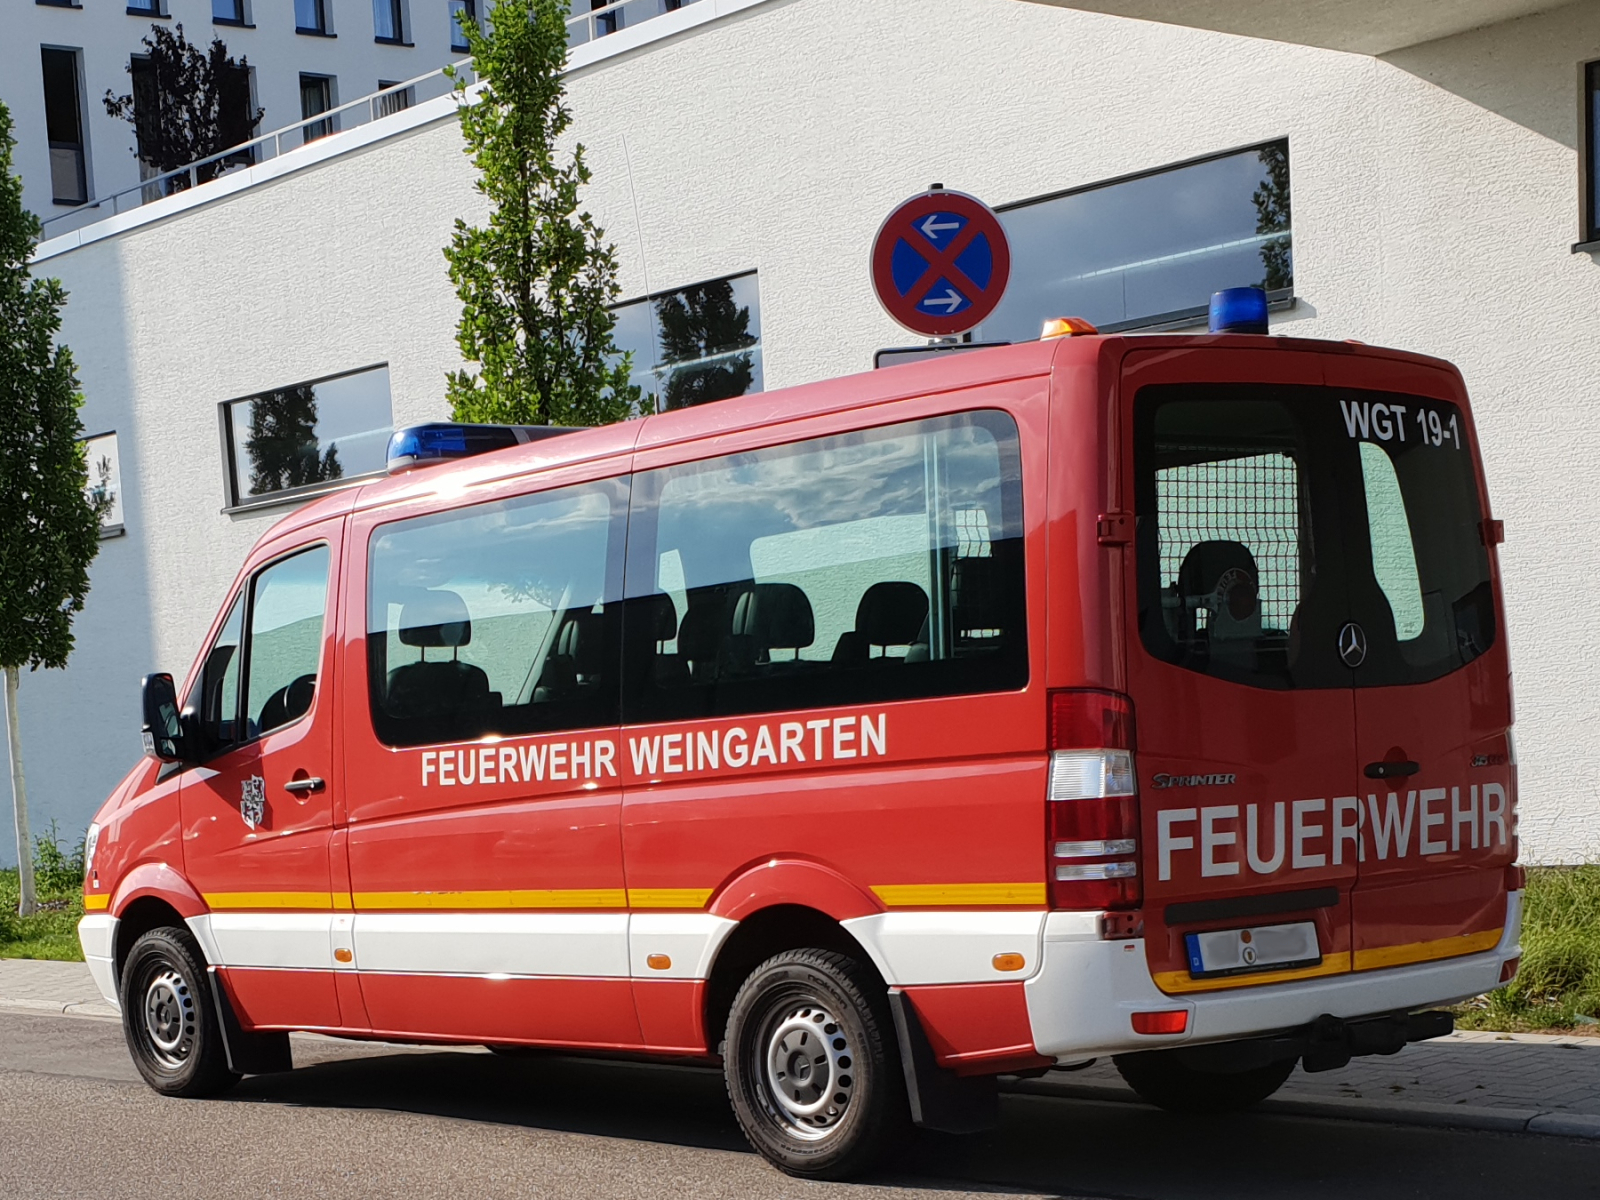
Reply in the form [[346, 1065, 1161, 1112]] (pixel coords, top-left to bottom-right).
[[35, 2, 82, 8], [373, 0, 407, 43], [40, 48, 87, 205], [295, 0, 331, 35], [126, 0, 166, 16], [212, 0, 248, 25], [1581, 61, 1600, 248], [609, 272, 762, 414], [375, 80, 412, 118], [976, 140, 1292, 338], [221, 364, 393, 508], [593, 0, 620, 36], [448, 0, 475, 51], [299, 73, 336, 142], [82, 431, 125, 537]]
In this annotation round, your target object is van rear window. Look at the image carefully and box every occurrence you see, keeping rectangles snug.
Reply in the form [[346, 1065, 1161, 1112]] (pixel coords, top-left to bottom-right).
[[1134, 385, 1494, 690]]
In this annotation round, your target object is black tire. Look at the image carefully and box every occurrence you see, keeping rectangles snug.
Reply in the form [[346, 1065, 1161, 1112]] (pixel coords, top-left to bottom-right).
[[724, 949, 909, 1180], [118, 926, 239, 1098], [1112, 1049, 1294, 1113]]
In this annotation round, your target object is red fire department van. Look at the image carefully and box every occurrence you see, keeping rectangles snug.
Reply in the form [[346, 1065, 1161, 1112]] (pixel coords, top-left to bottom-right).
[[78, 317, 1520, 1179]]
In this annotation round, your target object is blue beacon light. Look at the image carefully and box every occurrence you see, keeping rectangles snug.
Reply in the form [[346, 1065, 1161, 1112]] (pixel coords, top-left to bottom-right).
[[385, 422, 575, 473], [1208, 286, 1270, 335]]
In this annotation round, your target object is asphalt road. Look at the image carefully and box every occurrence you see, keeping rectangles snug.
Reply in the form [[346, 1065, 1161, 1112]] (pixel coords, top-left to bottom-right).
[[2, 1010, 1599, 1199]]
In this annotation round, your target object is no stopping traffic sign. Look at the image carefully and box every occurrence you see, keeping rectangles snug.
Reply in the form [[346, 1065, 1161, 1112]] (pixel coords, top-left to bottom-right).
[[870, 188, 1011, 337]]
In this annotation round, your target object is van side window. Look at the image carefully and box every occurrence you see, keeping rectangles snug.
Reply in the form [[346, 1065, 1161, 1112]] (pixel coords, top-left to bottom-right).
[[194, 593, 245, 747], [244, 546, 331, 739], [623, 411, 1026, 722], [366, 479, 627, 748]]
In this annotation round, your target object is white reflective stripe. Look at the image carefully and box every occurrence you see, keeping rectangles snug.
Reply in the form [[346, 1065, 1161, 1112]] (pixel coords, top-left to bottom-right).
[[203, 912, 336, 970], [353, 912, 630, 977], [84, 956, 120, 1010], [627, 913, 737, 979], [843, 910, 1047, 985], [185, 913, 223, 966]]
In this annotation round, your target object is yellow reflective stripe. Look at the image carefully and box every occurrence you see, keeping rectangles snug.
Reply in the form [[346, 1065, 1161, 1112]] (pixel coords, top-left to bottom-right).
[[204, 892, 336, 910], [353, 889, 627, 911], [1154, 952, 1354, 994], [627, 888, 714, 909], [871, 882, 1048, 907], [1353, 928, 1502, 971], [82, 893, 110, 911]]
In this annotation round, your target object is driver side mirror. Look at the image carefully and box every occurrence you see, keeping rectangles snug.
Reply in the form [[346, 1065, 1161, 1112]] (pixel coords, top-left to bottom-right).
[[140, 673, 191, 763]]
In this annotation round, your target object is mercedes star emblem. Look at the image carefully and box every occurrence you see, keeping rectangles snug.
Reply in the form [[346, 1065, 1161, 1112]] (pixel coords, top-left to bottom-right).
[[1338, 622, 1368, 668]]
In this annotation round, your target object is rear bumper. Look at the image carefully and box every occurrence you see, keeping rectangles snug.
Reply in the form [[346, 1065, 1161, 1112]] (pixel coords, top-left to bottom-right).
[[1024, 891, 1522, 1061]]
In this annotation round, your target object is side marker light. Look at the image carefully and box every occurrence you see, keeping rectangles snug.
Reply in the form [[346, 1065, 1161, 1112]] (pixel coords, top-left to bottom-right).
[[992, 953, 1026, 972], [646, 953, 672, 971], [1131, 1010, 1188, 1035], [333, 948, 353, 964]]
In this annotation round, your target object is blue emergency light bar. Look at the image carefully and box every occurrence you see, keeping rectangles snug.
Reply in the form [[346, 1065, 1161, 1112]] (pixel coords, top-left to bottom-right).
[[385, 422, 577, 473], [1209, 286, 1270, 335]]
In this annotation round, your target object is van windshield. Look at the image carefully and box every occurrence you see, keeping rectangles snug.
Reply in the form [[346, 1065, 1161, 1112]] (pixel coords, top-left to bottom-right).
[[1133, 384, 1494, 690]]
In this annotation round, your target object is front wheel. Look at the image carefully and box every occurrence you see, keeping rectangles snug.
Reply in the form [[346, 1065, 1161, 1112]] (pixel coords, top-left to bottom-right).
[[1113, 1049, 1294, 1113], [724, 949, 908, 1179], [119, 927, 239, 1098]]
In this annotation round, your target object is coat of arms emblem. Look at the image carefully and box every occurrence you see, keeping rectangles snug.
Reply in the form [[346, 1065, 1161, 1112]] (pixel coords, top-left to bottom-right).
[[240, 775, 267, 829]]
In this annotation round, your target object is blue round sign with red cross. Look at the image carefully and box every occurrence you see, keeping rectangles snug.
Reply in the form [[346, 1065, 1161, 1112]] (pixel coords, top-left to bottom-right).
[[871, 188, 1011, 337]]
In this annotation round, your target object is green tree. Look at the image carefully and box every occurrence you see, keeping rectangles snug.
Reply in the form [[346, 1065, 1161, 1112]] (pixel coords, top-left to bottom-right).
[[245, 386, 341, 495], [1253, 142, 1292, 293], [0, 103, 102, 915], [656, 281, 757, 412], [103, 24, 263, 193], [444, 0, 637, 426]]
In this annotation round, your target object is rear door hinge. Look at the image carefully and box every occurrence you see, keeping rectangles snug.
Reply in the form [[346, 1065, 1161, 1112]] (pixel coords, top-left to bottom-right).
[[1097, 511, 1132, 545]]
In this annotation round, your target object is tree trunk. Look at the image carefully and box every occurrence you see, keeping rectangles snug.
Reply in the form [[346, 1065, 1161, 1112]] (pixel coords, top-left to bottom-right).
[[4, 666, 37, 917]]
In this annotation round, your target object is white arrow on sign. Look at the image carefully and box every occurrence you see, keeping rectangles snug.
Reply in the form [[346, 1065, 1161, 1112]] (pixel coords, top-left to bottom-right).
[[921, 288, 965, 313], [919, 215, 961, 240]]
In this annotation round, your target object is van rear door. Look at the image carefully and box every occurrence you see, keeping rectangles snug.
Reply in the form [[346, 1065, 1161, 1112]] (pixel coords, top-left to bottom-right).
[[1121, 346, 1513, 996], [1123, 349, 1360, 996], [1323, 355, 1515, 971]]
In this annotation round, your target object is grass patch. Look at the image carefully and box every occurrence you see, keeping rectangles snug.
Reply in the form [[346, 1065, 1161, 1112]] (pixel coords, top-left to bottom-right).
[[1454, 864, 1600, 1034], [0, 822, 87, 961]]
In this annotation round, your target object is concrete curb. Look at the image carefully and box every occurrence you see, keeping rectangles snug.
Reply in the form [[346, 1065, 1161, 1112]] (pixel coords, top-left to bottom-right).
[[0, 997, 119, 1020], [1008, 1078, 1600, 1141]]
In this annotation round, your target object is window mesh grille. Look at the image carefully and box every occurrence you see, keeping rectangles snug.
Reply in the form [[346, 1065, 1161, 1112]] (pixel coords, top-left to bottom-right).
[[1156, 450, 1300, 631]]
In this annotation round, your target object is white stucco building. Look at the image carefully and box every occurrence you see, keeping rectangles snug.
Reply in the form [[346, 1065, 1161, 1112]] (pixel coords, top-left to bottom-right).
[[4, 0, 1600, 865]]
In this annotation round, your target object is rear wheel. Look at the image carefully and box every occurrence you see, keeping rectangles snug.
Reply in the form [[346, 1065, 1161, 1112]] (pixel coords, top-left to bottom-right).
[[724, 949, 908, 1179], [119, 927, 239, 1098], [1113, 1049, 1294, 1113]]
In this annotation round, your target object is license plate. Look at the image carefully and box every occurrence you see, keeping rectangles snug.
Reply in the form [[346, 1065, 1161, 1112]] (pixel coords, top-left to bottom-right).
[[1185, 921, 1321, 979]]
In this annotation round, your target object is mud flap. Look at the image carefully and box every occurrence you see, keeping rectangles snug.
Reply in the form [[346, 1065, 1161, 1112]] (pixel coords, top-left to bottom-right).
[[207, 966, 292, 1075], [887, 988, 999, 1134]]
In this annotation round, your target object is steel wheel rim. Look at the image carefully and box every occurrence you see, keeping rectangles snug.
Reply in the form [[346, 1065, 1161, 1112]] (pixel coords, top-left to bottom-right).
[[753, 998, 856, 1141], [142, 967, 197, 1071]]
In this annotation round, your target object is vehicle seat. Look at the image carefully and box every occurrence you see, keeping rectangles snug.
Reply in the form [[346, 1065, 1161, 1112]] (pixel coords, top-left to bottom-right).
[[832, 581, 929, 665], [534, 609, 605, 701], [951, 555, 1007, 650], [676, 583, 751, 683], [257, 673, 316, 735], [1176, 540, 1262, 666], [732, 582, 815, 670], [384, 590, 497, 719], [633, 593, 686, 686]]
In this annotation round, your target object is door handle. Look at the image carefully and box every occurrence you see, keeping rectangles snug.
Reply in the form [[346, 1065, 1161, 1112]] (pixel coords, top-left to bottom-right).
[[1364, 760, 1420, 779], [283, 776, 326, 794]]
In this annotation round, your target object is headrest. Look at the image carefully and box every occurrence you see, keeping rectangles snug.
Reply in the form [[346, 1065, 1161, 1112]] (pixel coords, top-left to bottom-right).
[[733, 583, 815, 652], [634, 593, 679, 643], [398, 590, 472, 648], [676, 602, 728, 662], [557, 610, 604, 671], [856, 582, 929, 646], [1177, 540, 1260, 621]]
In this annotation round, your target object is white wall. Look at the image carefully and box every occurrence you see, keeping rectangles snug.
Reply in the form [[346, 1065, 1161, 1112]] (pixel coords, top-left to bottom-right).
[[1, 0, 471, 228], [7, 0, 1600, 864]]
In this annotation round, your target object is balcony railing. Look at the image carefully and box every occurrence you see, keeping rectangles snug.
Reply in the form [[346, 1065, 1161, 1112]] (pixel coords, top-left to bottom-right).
[[39, 0, 710, 240]]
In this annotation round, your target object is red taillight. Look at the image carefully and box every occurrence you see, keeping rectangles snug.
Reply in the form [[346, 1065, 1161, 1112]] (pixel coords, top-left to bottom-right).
[[1131, 1010, 1188, 1035], [1500, 956, 1520, 983], [1048, 689, 1141, 911], [1049, 688, 1136, 751]]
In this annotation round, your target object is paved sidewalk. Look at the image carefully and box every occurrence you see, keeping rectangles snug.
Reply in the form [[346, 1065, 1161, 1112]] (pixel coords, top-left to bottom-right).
[[6, 958, 1600, 1139]]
